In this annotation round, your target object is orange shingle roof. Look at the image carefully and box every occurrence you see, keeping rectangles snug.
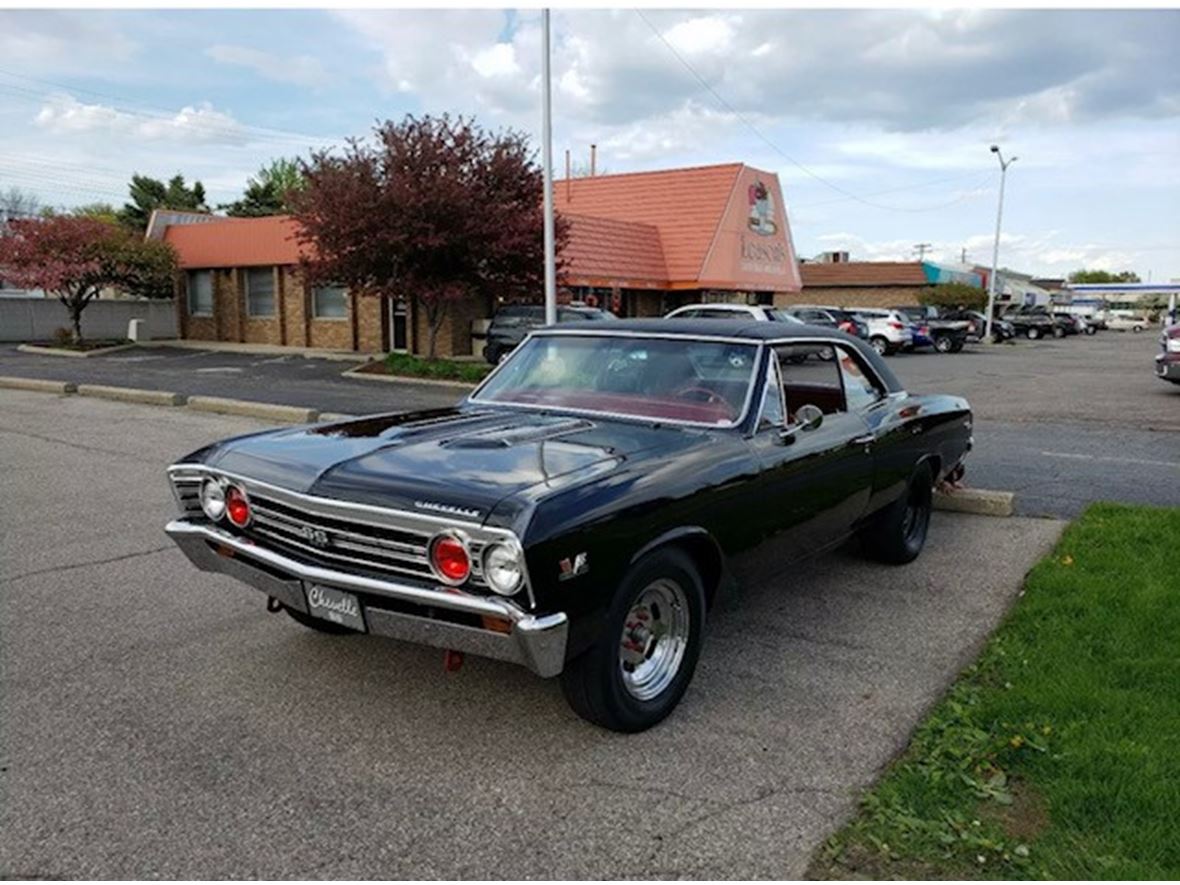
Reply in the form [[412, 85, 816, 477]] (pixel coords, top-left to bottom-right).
[[554, 163, 743, 282], [164, 215, 304, 269], [561, 213, 667, 287], [800, 261, 929, 287]]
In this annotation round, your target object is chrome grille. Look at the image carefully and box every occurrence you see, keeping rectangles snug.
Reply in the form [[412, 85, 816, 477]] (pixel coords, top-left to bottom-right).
[[170, 474, 204, 517], [245, 493, 489, 588]]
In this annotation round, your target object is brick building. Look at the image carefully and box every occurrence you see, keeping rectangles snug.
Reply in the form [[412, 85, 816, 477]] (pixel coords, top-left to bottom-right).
[[157, 161, 805, 357], [785, 260, 983, 308]]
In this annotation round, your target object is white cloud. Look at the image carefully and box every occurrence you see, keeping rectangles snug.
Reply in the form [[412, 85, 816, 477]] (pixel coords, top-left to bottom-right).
[[205, 44, 330, 89], [34, 93, 248, 145], [469, 43, 520, 79], [663, 15, 738, 56]]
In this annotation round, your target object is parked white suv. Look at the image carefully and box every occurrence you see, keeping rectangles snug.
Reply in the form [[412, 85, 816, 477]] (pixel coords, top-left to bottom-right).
[[664, 303, 804, 323], [843, 308, 914, 355]]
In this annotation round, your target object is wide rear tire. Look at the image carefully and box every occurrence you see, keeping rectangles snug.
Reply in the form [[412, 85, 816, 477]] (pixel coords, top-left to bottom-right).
[[560, 548, 705, 732], [860, 463, 934, 565]]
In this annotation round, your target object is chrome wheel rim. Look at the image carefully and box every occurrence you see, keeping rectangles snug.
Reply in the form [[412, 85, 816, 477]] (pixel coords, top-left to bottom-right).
[[618, 578, 689, 701]]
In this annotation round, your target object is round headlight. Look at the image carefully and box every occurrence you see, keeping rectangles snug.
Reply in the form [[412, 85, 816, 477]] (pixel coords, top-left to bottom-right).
[[430, 532, 471, 585], [483, 542, 523, 596], [199, 478, 226, 521]]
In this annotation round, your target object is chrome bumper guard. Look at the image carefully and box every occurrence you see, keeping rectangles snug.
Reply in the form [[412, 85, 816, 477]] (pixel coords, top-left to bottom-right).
[[165, 520, 568, 677]]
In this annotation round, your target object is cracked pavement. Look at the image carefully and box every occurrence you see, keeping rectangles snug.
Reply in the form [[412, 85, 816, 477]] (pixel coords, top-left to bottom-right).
[[0, 390, 1066, 878]]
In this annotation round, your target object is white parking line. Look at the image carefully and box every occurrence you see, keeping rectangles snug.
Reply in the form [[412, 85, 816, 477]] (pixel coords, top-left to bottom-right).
[[1041, 451, 1180, 469]]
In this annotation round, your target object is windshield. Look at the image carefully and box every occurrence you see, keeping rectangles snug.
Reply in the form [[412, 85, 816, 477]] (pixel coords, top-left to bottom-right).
[[765, 309, 804, 323], [472, 334, 759, 426]]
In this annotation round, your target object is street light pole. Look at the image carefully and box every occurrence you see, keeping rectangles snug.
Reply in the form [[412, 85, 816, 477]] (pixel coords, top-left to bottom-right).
[[984, 145, 1017, 343], [540, 8, 557, 326]]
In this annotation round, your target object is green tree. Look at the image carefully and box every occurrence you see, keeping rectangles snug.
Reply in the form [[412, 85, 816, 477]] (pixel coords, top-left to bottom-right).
[[1067, 269, 1141, 284], [118, 173, 208, 230], [221, 158, 305, 217], [919, 281, 987, 310], [72, 203, 120, 225]]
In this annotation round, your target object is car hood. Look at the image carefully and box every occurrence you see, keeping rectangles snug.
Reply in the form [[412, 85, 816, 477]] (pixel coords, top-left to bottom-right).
[[202, 406, 700, 523]]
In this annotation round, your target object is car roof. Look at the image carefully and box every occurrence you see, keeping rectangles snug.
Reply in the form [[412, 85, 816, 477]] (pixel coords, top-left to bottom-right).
[[538, 318, 904, 392]]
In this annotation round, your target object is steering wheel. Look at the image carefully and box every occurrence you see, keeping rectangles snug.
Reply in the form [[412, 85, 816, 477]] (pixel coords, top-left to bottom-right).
[[670, 385, 736, 420]]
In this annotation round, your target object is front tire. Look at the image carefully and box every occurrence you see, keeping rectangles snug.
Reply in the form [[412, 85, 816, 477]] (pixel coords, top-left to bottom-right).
[[560, 548, 705, 732], [860, 463, 934, 565], [1026, 327, 1042, 340]]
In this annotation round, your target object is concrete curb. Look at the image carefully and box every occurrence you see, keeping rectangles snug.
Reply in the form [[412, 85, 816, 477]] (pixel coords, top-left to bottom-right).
[[0, 376, 77, 394], [186, 395, 319, 424], [933, 487, 1015, 517], [77, 384, 186, 407], [17, 343, 137, 358], [318, 412, 357, 423], [342, 365, 478, 391]]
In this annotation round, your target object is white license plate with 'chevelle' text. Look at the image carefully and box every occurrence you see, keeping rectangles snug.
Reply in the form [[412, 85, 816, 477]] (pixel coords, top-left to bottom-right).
[[305, 584, 366, 632]]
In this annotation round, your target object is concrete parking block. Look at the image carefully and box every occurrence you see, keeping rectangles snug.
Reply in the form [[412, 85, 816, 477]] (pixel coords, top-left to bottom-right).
[[317, 412, 357, 423], [17, 343, 136, 358], [186, 395, 318, 423], [934, 486, 1015, 517], [0, 375, 76, 394], [76, 384, 186, 407]]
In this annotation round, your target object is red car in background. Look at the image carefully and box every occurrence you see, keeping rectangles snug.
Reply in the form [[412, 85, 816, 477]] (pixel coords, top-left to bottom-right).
[[1156, 324, 1180, 385]]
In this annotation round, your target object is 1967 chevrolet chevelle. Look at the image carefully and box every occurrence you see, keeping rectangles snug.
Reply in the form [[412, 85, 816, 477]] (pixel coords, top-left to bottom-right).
[[166, 320, 972, 731]]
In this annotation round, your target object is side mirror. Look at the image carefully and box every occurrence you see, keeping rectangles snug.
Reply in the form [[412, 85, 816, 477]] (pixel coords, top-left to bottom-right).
[[775, 404, 824, 445]]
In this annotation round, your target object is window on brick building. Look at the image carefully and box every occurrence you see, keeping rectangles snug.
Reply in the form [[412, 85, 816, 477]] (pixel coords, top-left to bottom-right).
[[312, 285, 348, 319], [188, 270, 213, 316], [245, 267, 275, 316]]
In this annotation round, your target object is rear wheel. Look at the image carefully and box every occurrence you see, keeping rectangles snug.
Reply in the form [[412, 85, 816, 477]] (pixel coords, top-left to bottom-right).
[[1133, 325, 1144, 333], [860, 463, 934, 565], [934, 335, 954, 353], [1026, 327, 1042, 340], [1052, 326, 1065, 339], [869, 336, 889, 356], [560, 548, 705, 732]]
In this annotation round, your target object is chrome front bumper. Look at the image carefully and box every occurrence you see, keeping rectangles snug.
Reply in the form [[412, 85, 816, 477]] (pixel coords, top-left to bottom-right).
[[165, 520, 568, 677]]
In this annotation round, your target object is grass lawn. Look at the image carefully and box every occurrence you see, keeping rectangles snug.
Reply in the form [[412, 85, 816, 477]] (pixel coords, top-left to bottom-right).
[[812, 502, 1180, 879], [369, 352, 491, 383]]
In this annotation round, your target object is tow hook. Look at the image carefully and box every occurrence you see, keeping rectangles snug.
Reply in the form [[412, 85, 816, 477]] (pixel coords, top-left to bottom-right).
[[266, 596, 282, 613], [443, 649, 464, 673]]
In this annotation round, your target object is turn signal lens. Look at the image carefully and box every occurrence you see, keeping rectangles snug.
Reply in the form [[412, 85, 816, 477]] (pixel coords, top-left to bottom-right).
[[225, 484, 251, 528], [199, 478, 226, 521], [430, 534, 470, 584]]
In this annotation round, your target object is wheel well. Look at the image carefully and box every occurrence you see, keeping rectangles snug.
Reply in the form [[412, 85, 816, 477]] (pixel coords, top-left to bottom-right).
[[666, 535, 724, 610], [916, 454, 941, 484]]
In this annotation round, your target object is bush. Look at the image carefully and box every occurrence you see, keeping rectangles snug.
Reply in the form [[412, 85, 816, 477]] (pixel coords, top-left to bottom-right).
[[920, 282, 987, 311], [383, 352, 491, 383]]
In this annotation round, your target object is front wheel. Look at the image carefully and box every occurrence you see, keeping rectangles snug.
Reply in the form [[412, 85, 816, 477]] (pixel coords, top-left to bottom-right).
[[869, 336, 889, 356], [560, 548, 705, 732], [1026, 327, 1042, 340], [1085, 326, 1097, 336], [860, 463, 934, 565], [934, 335, 953, 353], [1133, 325, 1144, 333]]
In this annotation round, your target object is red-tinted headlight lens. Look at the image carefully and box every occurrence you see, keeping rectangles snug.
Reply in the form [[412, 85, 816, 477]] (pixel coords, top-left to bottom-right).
[[225, 484, 251, 527], [430, 534, 470, 584]]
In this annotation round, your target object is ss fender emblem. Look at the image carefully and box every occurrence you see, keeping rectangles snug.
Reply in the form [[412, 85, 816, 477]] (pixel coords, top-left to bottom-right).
[[558, 552, 589, 581]]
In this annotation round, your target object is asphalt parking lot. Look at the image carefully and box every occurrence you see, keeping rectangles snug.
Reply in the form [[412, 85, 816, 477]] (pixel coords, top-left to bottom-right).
[[1, 330, 1176, 517], [0, 390, 1066, 878]]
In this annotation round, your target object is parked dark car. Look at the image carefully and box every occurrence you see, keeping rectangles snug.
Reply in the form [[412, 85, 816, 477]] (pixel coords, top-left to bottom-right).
[[942, 309, 1014, 343], [1050, 312, 1082, 335], [166, 320, 973, 732], [483, 304, 615, 364], [1157, 323, 1180, 385], [892, 305, 969, 353], [1002, 309, 1059, 340]]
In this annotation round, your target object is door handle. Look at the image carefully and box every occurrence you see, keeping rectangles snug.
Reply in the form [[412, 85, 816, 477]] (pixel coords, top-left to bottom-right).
[[851, 434, 875, 447]]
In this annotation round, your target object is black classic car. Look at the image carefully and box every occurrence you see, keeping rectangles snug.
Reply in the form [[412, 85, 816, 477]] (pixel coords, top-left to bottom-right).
[[166, 320, 973, 732]]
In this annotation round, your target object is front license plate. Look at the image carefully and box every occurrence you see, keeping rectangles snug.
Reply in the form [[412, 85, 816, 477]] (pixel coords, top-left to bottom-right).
[[305, 584, 366, 632]]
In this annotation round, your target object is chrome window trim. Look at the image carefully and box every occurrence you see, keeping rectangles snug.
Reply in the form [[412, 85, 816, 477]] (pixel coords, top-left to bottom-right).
[[764, 335, 892, 401], [754, 346, 787, 430], [467, 330, 763, 430], [167, 463, 536, 608]]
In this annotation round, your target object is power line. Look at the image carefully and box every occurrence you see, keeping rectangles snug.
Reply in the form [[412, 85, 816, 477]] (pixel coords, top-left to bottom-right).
[[635, 9, 991, 214]]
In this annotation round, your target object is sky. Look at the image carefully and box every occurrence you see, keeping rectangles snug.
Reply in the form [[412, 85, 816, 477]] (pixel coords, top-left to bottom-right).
[[0, 7, 1177, 280]]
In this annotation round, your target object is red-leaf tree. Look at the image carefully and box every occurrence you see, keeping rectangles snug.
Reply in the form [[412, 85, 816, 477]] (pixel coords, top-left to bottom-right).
[[292, 114, 567, 359], [0, 215, 177, 344]]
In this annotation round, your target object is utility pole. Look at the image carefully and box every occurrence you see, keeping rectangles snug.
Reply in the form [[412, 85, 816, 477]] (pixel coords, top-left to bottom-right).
[[913, 243, 932, 261], [960, 247, 968, 264], [541, 8, 557, 326], [985, 145, 1017, 343]]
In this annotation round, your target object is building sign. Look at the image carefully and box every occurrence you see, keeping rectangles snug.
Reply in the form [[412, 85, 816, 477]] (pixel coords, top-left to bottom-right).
[[747, 180, 778, 236], [699, 167, 801, 291]]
